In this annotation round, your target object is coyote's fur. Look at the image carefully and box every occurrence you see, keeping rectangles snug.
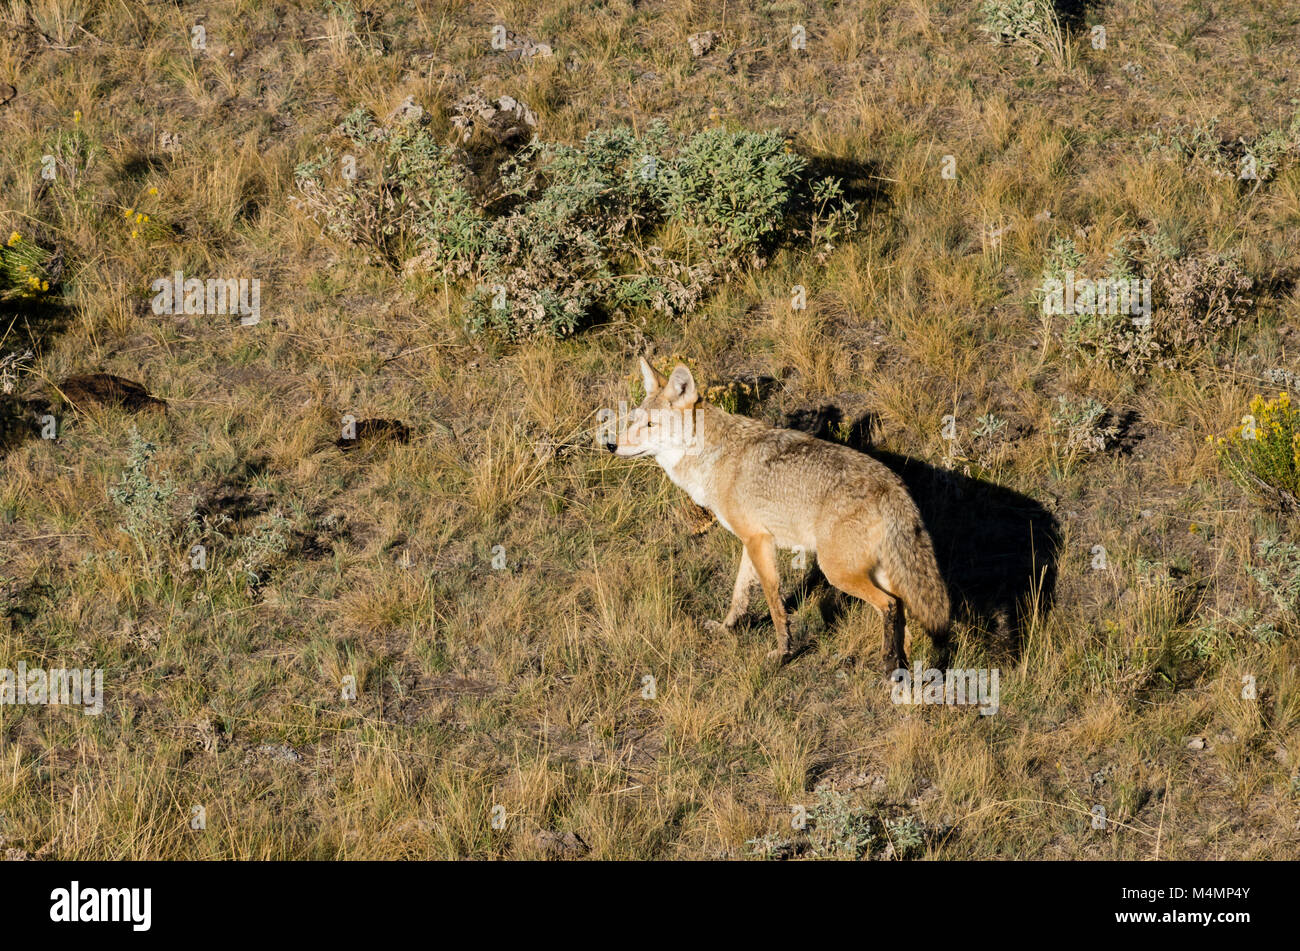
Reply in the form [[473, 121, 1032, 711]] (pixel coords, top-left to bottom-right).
[[606, 357, 951, 670]]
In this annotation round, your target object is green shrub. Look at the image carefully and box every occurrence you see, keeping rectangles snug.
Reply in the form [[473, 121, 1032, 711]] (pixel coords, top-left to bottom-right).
[[1143, 108, 1300, 183], [294, 112, 856, 339], [1252, 539, 1300, 617], [293, 116, 492, 276], [1045, 231, 1253, 374], [658, 126, 807, 258], [808, 788, 878, 859], [110, 427, 188, 568], [1051, 394, 1117, 454], [979, 0, 1070, 69]]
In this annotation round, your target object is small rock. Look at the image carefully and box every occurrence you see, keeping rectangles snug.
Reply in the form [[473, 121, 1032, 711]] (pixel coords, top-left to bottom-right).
[[337, 418, 411, 451], [496, 31, 553, 60], [688, 31, 719, 57], [450, 91, 537, 145], [535, 829, 589, 858], [385, 94, 423, 125], [254, 744, 302, 764], [1186, 736, 1207, 751]]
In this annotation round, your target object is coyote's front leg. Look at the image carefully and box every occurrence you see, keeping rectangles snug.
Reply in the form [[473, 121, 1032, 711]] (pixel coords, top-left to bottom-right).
[[704, 547, 757, 635], [702, 538, 793, 664], [744, 533, 793, 663], [723, 547, 758, 626]]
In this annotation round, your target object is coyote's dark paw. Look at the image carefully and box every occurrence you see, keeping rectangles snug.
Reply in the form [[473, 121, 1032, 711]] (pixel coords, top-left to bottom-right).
[[766, 630, 802, 666], [883, 657, 908, 683]]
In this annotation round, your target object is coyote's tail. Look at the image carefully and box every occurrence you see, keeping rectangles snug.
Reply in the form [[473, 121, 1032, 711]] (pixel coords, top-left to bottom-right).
[[881, 502, 950, 641]]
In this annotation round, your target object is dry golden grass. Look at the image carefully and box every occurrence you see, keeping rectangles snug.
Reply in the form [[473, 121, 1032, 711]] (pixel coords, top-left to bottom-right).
[[0, 0, 1297, 861]]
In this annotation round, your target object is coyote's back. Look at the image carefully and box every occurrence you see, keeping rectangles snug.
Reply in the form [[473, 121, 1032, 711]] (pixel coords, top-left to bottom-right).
[[720, 420, 949, 632]]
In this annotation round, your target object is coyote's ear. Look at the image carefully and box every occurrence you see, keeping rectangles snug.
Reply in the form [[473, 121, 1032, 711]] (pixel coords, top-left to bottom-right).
[[665, 364, 698, 409], [639, 356, 667, 396]]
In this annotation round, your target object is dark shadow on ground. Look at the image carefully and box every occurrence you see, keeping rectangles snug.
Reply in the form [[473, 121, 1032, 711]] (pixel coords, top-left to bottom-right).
[[0, 294, 71, 456], [1054, 0, 1097, 33]]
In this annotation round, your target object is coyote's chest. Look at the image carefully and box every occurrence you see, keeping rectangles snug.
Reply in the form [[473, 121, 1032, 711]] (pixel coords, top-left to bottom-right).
[[657, 450, 733, 533], [658, 448, 815, 551]]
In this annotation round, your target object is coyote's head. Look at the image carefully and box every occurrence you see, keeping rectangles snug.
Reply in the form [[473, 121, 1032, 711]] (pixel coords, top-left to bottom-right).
[[604, 357, 700, 458]]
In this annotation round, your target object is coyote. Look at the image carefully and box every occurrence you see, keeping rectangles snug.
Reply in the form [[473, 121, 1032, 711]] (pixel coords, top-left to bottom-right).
[[605, 358, 950, 671]]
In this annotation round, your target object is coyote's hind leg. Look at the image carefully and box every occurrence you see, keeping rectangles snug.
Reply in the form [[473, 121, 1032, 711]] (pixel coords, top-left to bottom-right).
[[820, 556, 907, 676]]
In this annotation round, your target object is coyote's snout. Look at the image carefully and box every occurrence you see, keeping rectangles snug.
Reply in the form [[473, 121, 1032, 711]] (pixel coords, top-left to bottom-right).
[[607, 357, 951, 671]]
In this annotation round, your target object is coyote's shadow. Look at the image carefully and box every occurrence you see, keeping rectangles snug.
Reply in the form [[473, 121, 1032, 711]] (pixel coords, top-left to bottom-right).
[[782, 406, 1060, 663], [0, 294, 71, 458]]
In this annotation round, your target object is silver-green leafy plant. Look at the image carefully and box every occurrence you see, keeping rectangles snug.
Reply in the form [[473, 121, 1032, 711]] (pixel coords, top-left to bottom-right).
[[109, 427, 186, 570], [294, 115, 856, 339]]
